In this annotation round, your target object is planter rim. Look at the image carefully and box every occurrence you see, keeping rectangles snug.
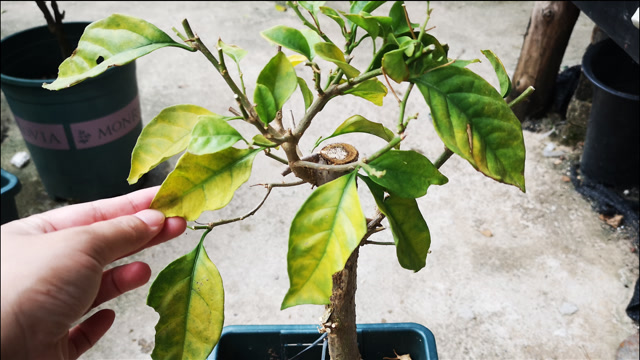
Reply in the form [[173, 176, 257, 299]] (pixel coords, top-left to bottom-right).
[[581, 38, 640, 102], [1, 169, 21, 196], [0, 21, 122, 88]]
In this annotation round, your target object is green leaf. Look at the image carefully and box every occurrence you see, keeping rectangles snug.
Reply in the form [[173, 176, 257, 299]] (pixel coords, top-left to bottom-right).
[[350, 1, 386, 16], [367, 42, 399, 72], [299, 29, 324, 60], [256, 52, 298, 112], [320, 6, 346, 29], [412, 66, 526, 191], [389, 1, 418, 35], [314, 42, 361, 79], [282, 172, 366, 309], [299, 1, 325, 15], [450, 58, 481, 68], [313, 115, 394, 150], [481, 49, 512, 98], [251, 134, 278, 147], [298, 77, 314, 111], [151, 148, 261, 220], [187, 116, 245, 155], [362, 150, 448, 198], [261, 25, 312, 60], [218, 40, 247, 64], [254, 83, 277, 125], [344, 78, 388, 105], [147, 236, 224, 360], [128, 105, 215, 185], [360, 175, 431, 271], [382, 48, 410, 83], [408, 33, 449, 76], [342, 12, 380, 39], [43, 14, 194, 90]]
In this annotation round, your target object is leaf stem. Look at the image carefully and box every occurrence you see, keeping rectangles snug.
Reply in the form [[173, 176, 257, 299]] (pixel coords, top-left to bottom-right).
[[434, 147, 454, 169], [508, 86, 535, 108], [363, 136, 403, 164], [264, 150, 289, 165], [286, 1, 333, 44], [398, 83, 415, 133]]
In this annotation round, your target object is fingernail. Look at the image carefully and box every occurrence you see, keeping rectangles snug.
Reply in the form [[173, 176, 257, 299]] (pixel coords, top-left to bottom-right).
[[135, 209, 165, 231]]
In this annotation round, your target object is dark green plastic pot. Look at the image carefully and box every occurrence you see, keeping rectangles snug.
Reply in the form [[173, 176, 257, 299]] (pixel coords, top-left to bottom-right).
[[207, 323, 438, 360], [1, 169, 22, 224], [580, 38, 639, 189], [1, 22, 143, 202]]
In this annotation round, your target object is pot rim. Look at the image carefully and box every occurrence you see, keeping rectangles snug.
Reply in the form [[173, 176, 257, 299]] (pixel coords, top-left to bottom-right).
[[581, 38, 640, 101]]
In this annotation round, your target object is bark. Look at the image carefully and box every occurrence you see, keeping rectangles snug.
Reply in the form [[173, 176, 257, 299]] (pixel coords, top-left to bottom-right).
[[507, 1, 580, 121]]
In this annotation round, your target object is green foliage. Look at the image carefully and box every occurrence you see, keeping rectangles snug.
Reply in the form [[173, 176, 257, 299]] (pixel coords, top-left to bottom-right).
[[46, 2, 529, 358], [147, 232, 224, 360], [282, 172, 366, 309]]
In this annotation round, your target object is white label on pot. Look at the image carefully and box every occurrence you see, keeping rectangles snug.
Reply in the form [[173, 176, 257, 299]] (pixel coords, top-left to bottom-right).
[[14, 116, 69, 150], [70, 96, 141, 149]]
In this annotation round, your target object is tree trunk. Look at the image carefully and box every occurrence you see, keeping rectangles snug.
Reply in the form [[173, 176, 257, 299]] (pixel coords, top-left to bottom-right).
[[314, 143, 362, 360], [507, 1, 580, 121]]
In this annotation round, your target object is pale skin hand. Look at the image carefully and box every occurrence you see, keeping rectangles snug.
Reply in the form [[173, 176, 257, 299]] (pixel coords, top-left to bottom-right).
[[0, 186, 187, 360]]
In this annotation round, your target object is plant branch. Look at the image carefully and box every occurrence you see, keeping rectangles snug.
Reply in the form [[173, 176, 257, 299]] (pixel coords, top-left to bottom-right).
[[192, 185, 273, 230], [182, 19, 284, 142], [264, 150, 289, 165], [287, 1, 333, 44], [36, 1, 72, 59], [363, 135, 404, 164], [294, 160, 360, 173], [398, 83, 415, 133]]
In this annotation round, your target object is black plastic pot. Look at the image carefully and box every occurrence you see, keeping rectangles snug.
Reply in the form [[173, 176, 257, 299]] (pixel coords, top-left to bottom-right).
[[1, 169, 22, 224], [1, 22, 143, 202], [207, 323, 438, 360], [580, 38, 639, 190]]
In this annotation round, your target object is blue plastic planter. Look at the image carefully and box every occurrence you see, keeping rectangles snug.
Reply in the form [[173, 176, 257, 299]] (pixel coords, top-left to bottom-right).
[[1, 169, 22, 224], [208, 322, 438, 360]]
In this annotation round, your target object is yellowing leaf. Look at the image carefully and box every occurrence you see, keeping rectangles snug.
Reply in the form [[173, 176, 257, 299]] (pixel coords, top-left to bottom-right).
[[128, 105, 216, 184], [151, 148, 261, 220], [344, 78, 388, 105], [148, 235, 224, 360], [282, 172, 366, 309], [314, 42, 361, 79], [44, 14, 194, 90], [288, 54, 308, 67]]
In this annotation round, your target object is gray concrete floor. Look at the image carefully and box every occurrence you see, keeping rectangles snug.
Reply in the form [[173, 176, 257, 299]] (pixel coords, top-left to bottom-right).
[[1, 1, 639, 359]]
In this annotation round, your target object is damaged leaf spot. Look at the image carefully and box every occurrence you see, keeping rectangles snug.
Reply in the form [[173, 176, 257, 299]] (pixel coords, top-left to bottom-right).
[[96, 56, 105, 65], [383, 349, 412, 360]]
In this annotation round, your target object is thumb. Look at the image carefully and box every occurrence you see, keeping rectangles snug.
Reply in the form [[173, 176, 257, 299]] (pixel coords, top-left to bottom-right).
[[67, 209, 166, 267]]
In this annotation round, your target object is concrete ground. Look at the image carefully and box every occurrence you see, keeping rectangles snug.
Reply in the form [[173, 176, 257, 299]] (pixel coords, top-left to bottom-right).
[[1, 1, 638, 359]]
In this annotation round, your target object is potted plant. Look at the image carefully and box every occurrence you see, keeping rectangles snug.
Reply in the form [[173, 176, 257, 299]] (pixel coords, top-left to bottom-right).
[[44, 1, 531, 359], [0, 1, 144, 202]]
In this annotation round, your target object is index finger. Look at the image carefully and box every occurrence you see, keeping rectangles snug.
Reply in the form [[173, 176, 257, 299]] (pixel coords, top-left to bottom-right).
[[23, 186, 161, 234]]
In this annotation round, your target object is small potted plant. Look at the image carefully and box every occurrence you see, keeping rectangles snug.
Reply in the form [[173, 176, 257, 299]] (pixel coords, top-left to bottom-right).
[[44, 1, 531, 359], [0, 1, 143, 202]]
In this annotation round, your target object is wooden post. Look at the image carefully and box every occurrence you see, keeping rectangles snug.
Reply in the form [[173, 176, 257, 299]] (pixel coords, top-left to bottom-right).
[[507, 1, 580, 121]]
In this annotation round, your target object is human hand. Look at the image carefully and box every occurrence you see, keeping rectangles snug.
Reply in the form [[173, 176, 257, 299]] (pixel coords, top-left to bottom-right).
[[0, 186, 187, 360]]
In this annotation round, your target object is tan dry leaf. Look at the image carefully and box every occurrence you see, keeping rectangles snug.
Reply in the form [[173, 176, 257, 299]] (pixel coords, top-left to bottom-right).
[[561, 175, 571, 183], [480, 229, 493, 237], [383, 350, 412, 360]]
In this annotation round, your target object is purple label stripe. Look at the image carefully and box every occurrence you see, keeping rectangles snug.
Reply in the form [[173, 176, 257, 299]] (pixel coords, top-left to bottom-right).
[[70, 96, 142, 149], [14, 116, 69, 150]]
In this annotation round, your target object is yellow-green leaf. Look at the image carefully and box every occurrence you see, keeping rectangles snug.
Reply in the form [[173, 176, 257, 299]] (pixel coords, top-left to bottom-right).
[[282, 172, 366, 309], [314, 42, 361, 79], [251, 134, 278, 148], [151, 148, 261, 220], [297, 77, 314, 111], [344, 78, 388, 105], [128, 105, 215, 184], [147, 235, 224, 360], [481, 49, 512, 98], [412, 66, 526, 191], [187, 115, 245, 155], [313, 115, 394, 150], [43, 14, 194, 90], [218, 39, 247, 65]]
